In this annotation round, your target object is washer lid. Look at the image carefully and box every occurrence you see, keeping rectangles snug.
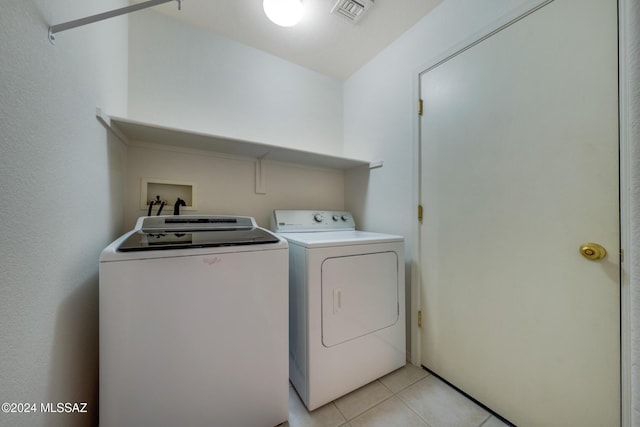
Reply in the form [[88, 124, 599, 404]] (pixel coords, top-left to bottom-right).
[[277, 230, 403, 248], [117, 215, 279, 252], [118, 228, 281, 252]]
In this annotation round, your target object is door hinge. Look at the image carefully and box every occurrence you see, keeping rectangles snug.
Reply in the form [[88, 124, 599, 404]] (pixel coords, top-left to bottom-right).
[[418, 310, 422, 328], [418, 204, 423, 222], [418, 99, 423, 116]]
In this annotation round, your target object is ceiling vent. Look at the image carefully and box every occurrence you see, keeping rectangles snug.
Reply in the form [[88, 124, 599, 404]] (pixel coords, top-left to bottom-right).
[[331, 0, 373, 24]]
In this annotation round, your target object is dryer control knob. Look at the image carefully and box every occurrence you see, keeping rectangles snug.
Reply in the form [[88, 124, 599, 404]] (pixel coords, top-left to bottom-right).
[[341, 215, 349, 221], [313, 214, 323, 223], [332, 215, 340, 222]]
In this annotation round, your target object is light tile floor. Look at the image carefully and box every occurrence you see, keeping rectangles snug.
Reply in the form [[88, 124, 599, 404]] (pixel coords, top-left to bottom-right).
[[281, 364, 512, 427]]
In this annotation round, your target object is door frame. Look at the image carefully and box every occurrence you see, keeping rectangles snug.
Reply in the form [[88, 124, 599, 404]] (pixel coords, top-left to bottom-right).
[[410, 0, 633, 425]]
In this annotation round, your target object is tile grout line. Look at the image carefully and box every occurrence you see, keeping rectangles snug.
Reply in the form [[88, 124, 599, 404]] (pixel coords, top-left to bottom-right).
[[477, 413, 493, 427], [394, 392, 434, 427], [293, 365, 492, 427], [387, 370, 434, 426], [342, 371, 436, 426], [333, 380, 395, 422]]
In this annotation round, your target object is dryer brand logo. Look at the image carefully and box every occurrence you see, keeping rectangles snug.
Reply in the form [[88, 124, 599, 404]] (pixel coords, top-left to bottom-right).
[[202, 257, 222, 266]]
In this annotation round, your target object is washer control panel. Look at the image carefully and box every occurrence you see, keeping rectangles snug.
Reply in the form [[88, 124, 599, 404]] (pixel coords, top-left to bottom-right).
[[271, 210, 356, 232]]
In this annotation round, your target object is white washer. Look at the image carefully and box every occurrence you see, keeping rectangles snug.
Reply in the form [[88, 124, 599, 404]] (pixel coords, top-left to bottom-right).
[[99, 215, 289, 427], [271, 210, 405, 410]]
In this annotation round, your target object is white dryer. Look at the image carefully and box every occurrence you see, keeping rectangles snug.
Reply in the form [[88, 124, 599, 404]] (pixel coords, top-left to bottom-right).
[[271, 210, 405, 410]]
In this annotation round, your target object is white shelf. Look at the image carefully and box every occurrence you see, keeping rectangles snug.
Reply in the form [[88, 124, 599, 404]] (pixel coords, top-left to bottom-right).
[[97, 111, 371, 170]]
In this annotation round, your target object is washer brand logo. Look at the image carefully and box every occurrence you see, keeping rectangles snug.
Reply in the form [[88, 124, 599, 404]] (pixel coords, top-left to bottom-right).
[[202, 257, 222, 266]]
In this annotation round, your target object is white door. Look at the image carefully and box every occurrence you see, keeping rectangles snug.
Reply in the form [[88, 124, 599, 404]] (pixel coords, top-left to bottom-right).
[[419, 0, 619, 426]]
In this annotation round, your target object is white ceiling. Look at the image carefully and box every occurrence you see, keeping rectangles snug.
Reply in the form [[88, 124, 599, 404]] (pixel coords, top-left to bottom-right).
[[141, 0, 443, 80]]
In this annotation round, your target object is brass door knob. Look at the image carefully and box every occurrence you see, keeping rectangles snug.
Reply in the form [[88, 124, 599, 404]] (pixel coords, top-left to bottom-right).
[[579, 243, 607, 261]]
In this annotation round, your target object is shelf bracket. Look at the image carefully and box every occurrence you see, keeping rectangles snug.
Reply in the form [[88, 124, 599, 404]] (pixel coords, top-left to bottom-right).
[[255, 154, 269, 195], [49, 0, 182, 44], [96, 107, 129, 144]]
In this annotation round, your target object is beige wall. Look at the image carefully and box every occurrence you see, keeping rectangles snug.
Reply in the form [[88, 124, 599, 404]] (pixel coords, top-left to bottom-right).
[[124, 143, 345, 230]]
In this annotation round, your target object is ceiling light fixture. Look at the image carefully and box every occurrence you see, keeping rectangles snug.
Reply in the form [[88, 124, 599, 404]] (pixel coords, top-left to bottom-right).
[[263, 0, 303, 27]]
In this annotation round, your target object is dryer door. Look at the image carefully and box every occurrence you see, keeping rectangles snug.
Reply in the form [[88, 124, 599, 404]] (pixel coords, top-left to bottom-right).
[[321, 251, 399, 347]]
